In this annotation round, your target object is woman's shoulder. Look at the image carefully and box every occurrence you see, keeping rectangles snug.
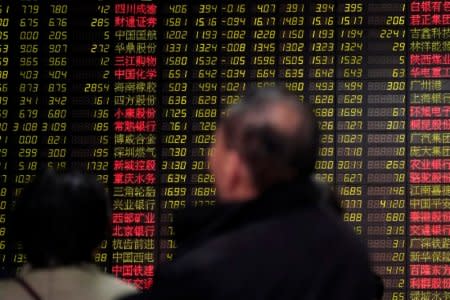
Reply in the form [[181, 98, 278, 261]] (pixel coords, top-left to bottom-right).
[[95, 271, 139, 293], [0, 278, 31, 300], [0, 265, 139, 300], [81, 265, 139, 297]]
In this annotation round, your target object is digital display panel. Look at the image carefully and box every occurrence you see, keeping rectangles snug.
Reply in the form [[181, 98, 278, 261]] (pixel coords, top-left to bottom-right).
[[0, 0, 448, 298]]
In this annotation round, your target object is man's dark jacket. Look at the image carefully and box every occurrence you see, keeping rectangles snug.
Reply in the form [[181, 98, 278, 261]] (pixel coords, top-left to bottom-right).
[[123, 179, 375, 300]]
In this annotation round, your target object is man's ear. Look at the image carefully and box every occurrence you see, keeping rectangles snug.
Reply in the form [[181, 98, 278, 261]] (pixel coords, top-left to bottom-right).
[[227, 151, 252, 190]]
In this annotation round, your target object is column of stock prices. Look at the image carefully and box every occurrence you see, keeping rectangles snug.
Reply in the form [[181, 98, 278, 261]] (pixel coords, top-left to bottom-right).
[[0, 0, 449, 299]]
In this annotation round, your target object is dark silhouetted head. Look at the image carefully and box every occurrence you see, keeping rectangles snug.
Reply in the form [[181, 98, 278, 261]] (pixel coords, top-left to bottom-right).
[[11, 169, 111, 268], [209, 86, 319, 202]]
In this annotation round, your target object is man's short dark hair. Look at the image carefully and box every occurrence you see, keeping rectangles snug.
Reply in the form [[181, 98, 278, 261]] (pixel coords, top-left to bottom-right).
[[11, 169, 111, 268], [220, 86, 319, 190]]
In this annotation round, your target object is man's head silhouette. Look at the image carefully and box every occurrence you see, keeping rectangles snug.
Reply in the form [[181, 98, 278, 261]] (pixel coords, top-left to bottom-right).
[[209, 87, 318, 202]]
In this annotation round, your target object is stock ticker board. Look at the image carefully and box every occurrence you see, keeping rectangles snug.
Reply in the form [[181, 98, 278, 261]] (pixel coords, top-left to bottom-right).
[[0, 0, 449, 299]]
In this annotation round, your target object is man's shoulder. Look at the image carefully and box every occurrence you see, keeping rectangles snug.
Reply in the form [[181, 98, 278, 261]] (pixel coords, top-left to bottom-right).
[[176, 207, 365, 269], [150, 207, 373, 300], [217, 207, 359, 247]]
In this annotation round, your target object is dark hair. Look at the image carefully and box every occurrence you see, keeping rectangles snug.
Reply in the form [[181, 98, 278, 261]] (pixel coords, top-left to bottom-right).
[[220, 86, 319, 190], [10, 169, 111, 268]]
